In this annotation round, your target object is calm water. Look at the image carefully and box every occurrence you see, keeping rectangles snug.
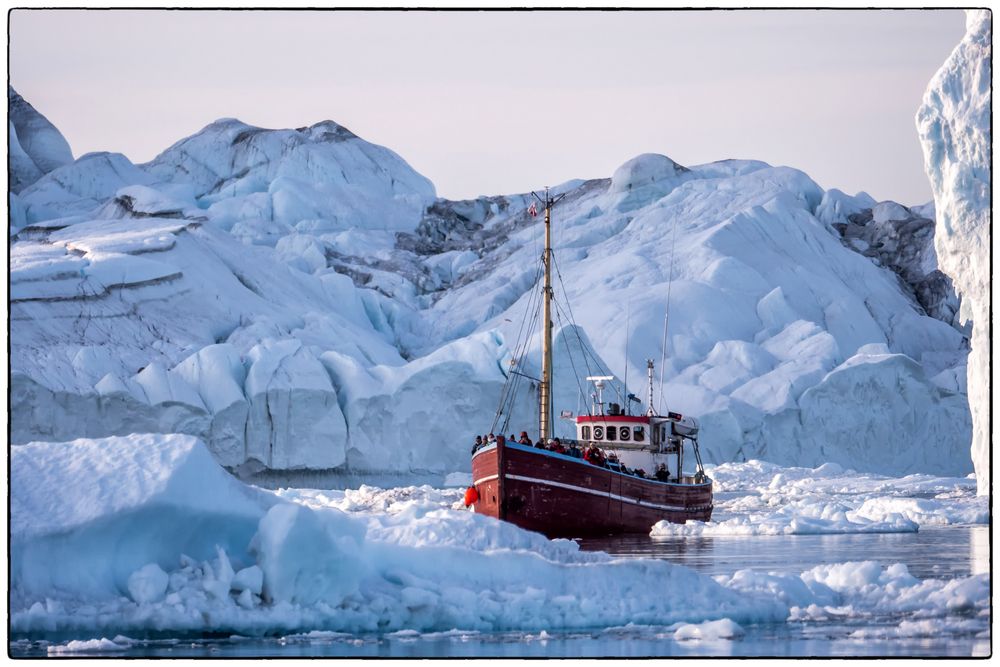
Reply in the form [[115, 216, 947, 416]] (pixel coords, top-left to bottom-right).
[[580, 524, 991, 580], [11, 526, 990, 658]]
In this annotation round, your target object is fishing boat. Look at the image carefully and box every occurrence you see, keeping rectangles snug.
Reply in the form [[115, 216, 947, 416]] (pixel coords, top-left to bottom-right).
[[468, 189, 713, 538]]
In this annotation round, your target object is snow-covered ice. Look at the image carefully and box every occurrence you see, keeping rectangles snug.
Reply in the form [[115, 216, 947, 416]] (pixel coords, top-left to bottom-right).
[[47, 638, 129, 654], [10, 433, 989, 644], [917, 9, 991, 495], [6, 17, 990, 655], [651, 459, 986, 537], [673, 618, 745, 641], [11, 434, 790, 636], [9, 124, 973, 478]]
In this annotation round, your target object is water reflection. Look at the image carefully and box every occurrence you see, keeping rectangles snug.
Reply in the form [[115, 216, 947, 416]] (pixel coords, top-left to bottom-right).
[[578, 526, 988, 580], [970, 524, 990, 575]]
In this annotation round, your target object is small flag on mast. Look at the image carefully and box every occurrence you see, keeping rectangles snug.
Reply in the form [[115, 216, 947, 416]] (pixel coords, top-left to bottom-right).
[[527, 202, 538, 217]]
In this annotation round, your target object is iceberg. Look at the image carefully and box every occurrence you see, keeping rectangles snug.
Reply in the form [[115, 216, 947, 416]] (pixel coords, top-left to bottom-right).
[[8, 87, 973, 479], [8, 86, 73, 194], [916, 9, 991, 495]]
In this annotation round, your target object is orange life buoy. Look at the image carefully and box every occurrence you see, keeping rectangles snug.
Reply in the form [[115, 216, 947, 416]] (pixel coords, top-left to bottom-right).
[[464, 485, 479, 507]]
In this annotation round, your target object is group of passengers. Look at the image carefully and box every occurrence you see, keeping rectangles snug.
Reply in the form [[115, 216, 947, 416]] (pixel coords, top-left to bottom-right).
[[471, 431, 674, 482]]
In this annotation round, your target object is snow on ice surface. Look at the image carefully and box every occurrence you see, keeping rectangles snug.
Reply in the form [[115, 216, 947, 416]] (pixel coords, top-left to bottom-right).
[[10, 434, 276, 605], [143, 117, 436, 240], [814, 188, 876, 226], [11, 434, 790, 637], [650, 459, 986, 537], [673, 618, 745, 641], [47, 638, 128, 654], [8, 89, 973, 478], [10, 434, 989, 643], [917, 9, 991, 495], [18, 152, 156, 224]]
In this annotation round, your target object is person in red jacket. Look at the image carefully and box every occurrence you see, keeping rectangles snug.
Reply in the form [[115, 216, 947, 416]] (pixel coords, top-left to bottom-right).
[[584, 445, 605, 467]]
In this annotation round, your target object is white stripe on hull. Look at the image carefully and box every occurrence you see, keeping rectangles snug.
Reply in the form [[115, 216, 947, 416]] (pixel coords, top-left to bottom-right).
[[472, 474, 499, 486], [504, 473, 709, 513]]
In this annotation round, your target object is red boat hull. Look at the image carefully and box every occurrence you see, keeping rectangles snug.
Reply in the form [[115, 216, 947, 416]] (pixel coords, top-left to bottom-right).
[[470, 442, 713, 537]]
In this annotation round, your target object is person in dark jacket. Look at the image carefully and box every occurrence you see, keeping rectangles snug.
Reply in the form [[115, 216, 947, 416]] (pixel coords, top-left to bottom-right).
[[518, 431, 533, 446], [472, 435, 483, 453], [655, 463, 670, 482]]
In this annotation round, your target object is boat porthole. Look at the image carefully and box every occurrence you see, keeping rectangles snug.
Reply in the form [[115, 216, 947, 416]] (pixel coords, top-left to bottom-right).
[[594, 426, 604, 439]]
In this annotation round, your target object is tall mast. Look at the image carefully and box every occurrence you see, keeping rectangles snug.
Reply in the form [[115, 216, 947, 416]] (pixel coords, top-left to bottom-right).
[[539, 189, 554, 443]]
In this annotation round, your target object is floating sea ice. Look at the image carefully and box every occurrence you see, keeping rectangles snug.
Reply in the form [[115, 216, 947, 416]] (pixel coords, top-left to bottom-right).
[[851, 496, 988, 526], [673, 618, 745, 641], [718, 560, 990, 624], [848, 617, 988, 639], [653, 459, 986, 537], [47, 637, 128, 654]]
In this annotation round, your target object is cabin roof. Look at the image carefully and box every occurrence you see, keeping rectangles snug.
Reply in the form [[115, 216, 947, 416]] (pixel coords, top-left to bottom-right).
[[576, 415, 649, 424]]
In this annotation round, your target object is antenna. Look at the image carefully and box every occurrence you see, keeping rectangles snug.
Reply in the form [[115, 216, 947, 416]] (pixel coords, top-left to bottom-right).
[[586, 375, 614, 415]]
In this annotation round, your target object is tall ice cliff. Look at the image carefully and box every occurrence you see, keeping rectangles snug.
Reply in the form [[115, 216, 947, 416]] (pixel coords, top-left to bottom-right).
[[917, 9, 992, 496]]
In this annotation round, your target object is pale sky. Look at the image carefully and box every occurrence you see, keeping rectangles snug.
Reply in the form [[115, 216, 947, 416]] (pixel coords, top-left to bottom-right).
[[10, 9, 966, 204]]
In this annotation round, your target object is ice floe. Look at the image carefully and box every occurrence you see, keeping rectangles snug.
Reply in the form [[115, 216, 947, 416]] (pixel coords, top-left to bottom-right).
[[650, 460, 985, 537], [10, 434, 988, 642]]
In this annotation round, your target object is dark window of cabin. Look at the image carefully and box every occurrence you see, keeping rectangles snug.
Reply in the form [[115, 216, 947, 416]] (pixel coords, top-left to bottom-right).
[[634, 426, 645, 442], [582, 425, 591, 440], [593, 426, 604, 440], [619, 426, 630, 441], [607, 425, 616, 441]]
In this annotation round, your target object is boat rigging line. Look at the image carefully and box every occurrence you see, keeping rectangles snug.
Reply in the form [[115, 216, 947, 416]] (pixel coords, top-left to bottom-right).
[[551, 251, 624, 406], [658, 212, 681, 415]]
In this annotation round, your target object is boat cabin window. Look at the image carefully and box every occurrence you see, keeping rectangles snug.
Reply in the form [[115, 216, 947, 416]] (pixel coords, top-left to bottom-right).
[[581, 425, 591, 440], [606, 426, 616, 441], [619, 426, 630, 441], [633, 426, 645, 442], [661, 426, 667, 441], [593, 425, 604, 440]]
